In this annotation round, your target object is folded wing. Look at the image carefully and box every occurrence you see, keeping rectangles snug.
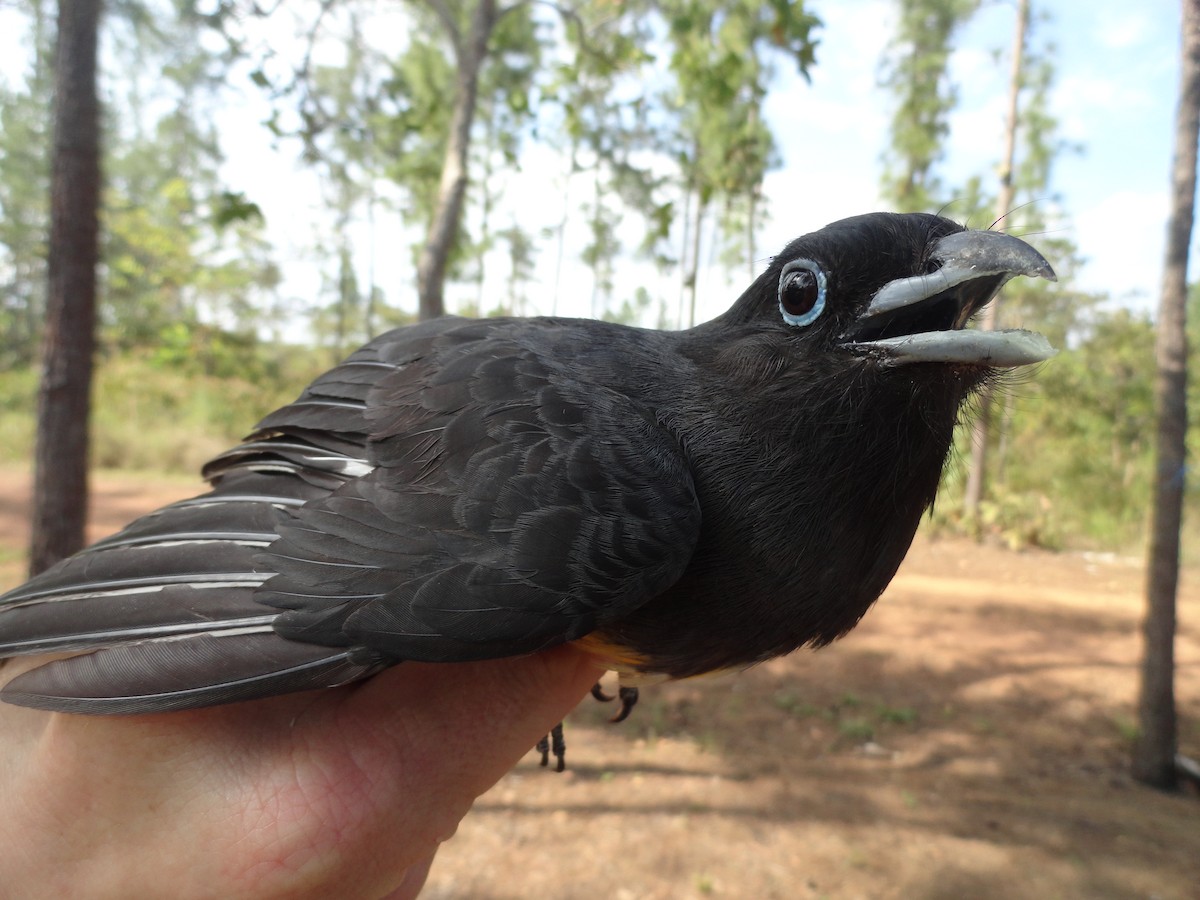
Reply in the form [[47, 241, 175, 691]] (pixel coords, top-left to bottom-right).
[[0, 317, 701, 712]]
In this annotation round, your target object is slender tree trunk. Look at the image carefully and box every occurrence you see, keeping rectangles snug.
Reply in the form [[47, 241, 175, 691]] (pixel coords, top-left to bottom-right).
[[366, 184, 377, 338], [677, 182, 693, 329], [1132, 0, 1200, 791], [336, 239, 354, 355], [550, 142, 577, 317], [589, 167, 602, 319], [416, 0, 497, 321], [687, 200, 707, 328], [747, 184, 758, 282], [475, 100, 496, 314], [30, 0, 102, 576], [746, 103, 760, 282], [686, 187, 700, 331], [963, 0, 1027, 520]]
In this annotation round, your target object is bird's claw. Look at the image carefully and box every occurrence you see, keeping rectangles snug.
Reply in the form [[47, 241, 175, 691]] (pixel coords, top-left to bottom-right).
[[591, 681, 639, 723], [590, 682, 614, 702], [534, 683, 640, 772]]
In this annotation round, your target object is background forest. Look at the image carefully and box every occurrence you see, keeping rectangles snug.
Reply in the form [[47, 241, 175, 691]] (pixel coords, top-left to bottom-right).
[[0, 0, 1188, 554]]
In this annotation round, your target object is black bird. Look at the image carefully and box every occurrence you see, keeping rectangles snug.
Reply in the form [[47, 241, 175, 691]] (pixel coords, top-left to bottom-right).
[[0, 213, 1055, 770]]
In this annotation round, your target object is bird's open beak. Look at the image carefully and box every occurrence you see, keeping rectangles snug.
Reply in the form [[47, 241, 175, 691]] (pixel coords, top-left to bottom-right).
[[843, 229, 1058, 367]]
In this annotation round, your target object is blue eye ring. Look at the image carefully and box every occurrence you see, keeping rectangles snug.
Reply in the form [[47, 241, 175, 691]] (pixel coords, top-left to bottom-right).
[[778, 258, 827, 327]]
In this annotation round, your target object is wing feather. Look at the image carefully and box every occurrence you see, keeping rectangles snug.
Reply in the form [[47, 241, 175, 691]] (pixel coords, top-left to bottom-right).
[[1, 316, 700, 712], [2, 632, 381, 714], [264, 325, 702, 661]]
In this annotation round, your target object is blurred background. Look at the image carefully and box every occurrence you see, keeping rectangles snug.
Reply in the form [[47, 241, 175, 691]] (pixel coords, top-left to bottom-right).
[[0, 0, 1196, 896], [0, 0, 1188, 555]]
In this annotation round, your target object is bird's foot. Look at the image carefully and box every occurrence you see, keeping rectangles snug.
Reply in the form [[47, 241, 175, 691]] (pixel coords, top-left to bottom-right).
[[590, 681, 639, 723], [536, 721, 566, 772], [534, 684, 640, 772]]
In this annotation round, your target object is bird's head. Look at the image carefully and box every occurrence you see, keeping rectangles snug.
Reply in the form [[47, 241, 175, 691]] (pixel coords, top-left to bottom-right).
[[667, 213, 1059, 655], [710, 211, 1056, 384]]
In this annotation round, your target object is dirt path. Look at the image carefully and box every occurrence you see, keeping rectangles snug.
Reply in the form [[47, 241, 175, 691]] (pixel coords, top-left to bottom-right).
[[1, 468, 1197, 898]]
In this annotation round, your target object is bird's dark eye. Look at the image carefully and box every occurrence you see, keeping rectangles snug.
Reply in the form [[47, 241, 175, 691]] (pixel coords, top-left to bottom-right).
[[778, 259, 827, 327]]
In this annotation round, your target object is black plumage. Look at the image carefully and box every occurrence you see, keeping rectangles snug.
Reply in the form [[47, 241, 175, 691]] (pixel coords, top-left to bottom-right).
[[0, 212, 1055, 720]]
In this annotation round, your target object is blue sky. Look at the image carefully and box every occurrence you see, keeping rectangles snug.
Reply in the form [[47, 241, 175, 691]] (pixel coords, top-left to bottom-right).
[[759, 0, 1181, 315]]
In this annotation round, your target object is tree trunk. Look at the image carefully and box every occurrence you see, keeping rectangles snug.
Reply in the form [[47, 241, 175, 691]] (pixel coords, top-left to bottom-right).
[[550, 142, 577, 317], [677, 182, 692, 329], [416, 0, 497, 321], [474, 99, 497, 314], [686, 200, 705, 329], [589, 167, 603, 319], [963, 0, 1027, 521], [29, 0, 102, 576], [684, 150, 708, 330], [1132, 0, 1200, 791]]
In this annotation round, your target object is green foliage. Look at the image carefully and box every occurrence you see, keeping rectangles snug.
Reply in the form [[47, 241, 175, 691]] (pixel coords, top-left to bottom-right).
[[462, 4, 543, 310], [0, 368, 38, 464], [930, 480, 1063, 550], [666, 0, 820, 250], [0, 0, 280, 365], [877, 705, 917, 725], [296, 13, 390, 351], [771, 689, 819, 717], [1111, 714, 1140, 744], [91, 345, 319, 472], [145, 321, 279, 379], [0, 0, 52, 367], [882, 0, 1097, 537], [879, 0, 980, 212], [932, 307, 1160, 551], [379, 40, 457, 232], [649, 0, 821, 323], [224, 1, 819, 324], [999, 302, 1152, 549], [108, 7, 280, 342], [538, 5, 666, 316], [0, 340, 325, 474], [498, 222, 538, 316], [212, 191, 264, 229], [285, 3, 545, 323], [602, 286, 655, 326]]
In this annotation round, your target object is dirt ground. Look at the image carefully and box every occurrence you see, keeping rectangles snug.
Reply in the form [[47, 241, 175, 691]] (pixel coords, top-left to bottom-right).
[[0, 466, 1197, 899]]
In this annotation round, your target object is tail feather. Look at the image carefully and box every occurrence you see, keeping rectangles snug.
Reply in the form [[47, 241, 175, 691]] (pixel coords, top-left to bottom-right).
[[0, 373, 391, 713], [2, 542, 272, 607], [1, 631, 384, 714], [0, 584, 275, 655], [87, 498, 290, 552]]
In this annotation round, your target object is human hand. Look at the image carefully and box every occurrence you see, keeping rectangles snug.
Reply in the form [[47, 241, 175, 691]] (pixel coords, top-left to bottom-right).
[[0, 647, 602, 899]]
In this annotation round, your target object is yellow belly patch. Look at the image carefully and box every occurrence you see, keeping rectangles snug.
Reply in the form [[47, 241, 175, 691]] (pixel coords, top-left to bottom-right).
[[570, 635, 743, 687], [570, 633, 651, 671]]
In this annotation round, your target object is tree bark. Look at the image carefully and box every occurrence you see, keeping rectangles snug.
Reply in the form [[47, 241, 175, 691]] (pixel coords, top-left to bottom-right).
[[416, 0, 497, 321], [29, 0, 102, 576], [962, 0, 1027, 521], [1132, 0, 1200, 791]]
